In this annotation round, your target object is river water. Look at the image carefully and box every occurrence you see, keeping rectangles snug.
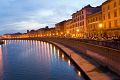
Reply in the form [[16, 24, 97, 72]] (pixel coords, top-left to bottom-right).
[[0, 40, 84, 80]]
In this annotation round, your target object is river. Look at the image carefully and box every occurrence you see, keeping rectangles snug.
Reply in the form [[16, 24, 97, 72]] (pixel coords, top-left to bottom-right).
[[0, 40, 84, 80]]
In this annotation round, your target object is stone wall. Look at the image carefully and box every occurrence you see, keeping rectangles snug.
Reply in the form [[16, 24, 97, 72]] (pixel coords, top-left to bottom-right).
[[34, 38, 120, 76]]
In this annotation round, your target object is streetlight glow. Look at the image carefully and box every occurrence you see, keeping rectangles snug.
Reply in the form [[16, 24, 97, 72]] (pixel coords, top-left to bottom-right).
[[99, 23, 103, 28], [67, 31, 69, 34], [56, 33, 58, 35], [76, 29, 80, 32], [61, 32, 63, 35]]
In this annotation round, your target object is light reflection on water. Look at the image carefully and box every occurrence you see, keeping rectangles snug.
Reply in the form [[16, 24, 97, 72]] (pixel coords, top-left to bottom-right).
[[0, 40, 84, 80], [0, 45, 3, 79]]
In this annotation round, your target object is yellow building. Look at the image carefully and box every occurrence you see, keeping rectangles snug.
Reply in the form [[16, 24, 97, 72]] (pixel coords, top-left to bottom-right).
[[55, 20, 66, 37], [64, 19, 73, 37], [102, 0, 120, 39], [87, 11, 102, 39]]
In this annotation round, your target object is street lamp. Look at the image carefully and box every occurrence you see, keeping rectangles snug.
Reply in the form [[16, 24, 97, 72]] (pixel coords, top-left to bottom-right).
[[67, 31, 69, 34], [99, 23, 103, 28], [61, 32, 63, 35], [56, 33, 58, 35], [76, 29, 80, 32]]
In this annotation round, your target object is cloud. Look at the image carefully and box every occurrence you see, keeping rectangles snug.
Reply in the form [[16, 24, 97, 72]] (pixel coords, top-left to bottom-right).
[[0, 0, 106, 35], [1, 20, 46, 30]]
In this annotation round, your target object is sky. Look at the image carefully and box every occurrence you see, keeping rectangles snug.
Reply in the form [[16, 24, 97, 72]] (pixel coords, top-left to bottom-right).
[[0, 0, 106, 35]]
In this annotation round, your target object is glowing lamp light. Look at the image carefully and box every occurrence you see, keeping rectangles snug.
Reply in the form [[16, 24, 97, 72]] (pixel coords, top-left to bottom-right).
[[77, 29, 79, 32], [56, 33, 58, 35], [78, 71, 81, 76], [68, 60, 71, 65], [67, 31, 69, 34], [99, 23, 103, 28], [62, 54, 64, 59], [61, 32, 63, 35]]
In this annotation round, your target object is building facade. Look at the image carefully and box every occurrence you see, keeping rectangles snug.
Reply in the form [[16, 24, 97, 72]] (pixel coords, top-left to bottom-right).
[[87, 11, 102, 39], [72, 5, 101, 38], [64, 19, 73, 37], [102, 0, 120, 39], [55, 20, 66, 37]]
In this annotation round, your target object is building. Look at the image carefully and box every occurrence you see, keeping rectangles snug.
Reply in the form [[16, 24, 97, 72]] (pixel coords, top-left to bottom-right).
[[102, 0, 120, 39], [64, 19, 73, 37], [87, 11, 102, 39], [72, 5, 101, 38], [55, 20, 66, 37], [47, 28, 55, 37], [35, 27, 49, 37], [3, 34, 12, 39]]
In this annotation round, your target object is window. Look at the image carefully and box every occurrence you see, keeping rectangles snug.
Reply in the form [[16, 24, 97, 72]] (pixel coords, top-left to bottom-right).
[[96, 17, 98, 21], [79, 22, 81, 26], [114, 20, 118, 27], [119, 0, 120, 5], [114, 10, 117, 17], [108, 12, 111, 19], [103, 14, 105, 20], [114, 1, 117, 8], [83, 21, 84, 25], [82, 11, 83, 14], [109, 21, 111, 28], [82, 15, 84, 19], [104, 22, 106, 29]]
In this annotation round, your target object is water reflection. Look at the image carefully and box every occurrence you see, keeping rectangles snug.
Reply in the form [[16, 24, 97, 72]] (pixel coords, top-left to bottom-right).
[[0, 45, 3, 79], [1, 40, 84, 80]]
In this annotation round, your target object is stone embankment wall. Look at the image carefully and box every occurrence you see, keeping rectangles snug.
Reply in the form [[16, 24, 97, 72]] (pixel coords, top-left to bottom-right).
[[34, 38, 120, 76]]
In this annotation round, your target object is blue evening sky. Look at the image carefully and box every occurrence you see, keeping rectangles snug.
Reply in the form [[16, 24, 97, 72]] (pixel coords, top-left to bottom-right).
[[0, 0, 106, 35]]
